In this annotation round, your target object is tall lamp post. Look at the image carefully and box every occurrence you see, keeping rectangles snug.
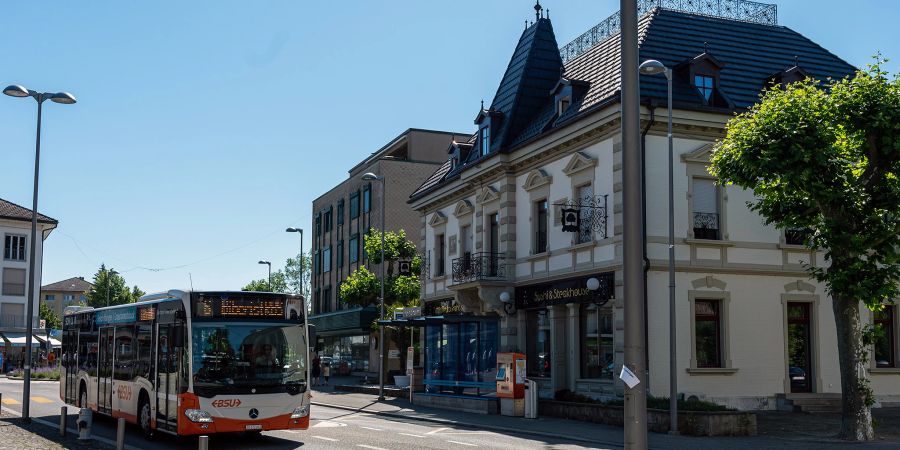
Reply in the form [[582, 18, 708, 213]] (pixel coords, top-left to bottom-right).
[[105, 268, 119, 307], [639, 59, 677, 434], [258, 260, 272, 291], [285, 228, 304, 297], [3, 84, 76, 422], [361, 172, 386, 401]]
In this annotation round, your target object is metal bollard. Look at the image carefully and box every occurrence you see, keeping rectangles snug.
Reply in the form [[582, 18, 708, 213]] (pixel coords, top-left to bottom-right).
[[198, 435, 210, 450], [60, 406, 67, 437], [116, 417, 125, 450]]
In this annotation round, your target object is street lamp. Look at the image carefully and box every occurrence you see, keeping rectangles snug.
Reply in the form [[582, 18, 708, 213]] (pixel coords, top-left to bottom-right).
[[258, 261, 272, 291], [640, 58, 678, 433], [361, 171, 386, 401], [4, 84, 76, 422], [285, 228, 304, 297], [105, 269, 119, 307]]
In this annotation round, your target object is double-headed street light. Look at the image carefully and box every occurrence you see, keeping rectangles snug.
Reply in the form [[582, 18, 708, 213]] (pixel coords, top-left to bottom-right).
[[361, 171, 386, 401], [285, 228, 305, 297], [258, 260, 272, 291], [4, 84, 76, 422], [639, 58, 678, 434]]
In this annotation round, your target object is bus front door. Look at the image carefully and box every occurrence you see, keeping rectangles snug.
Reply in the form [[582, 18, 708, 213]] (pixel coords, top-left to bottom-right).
[[62, 328, 79, 404], [98, 326, 114, 414], [156, 324, 178, 431]]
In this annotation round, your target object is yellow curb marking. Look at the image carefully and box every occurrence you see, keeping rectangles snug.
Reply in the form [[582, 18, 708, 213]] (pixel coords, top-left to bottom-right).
[[1, 398, 21, 405], [31, 396, 54, 404]]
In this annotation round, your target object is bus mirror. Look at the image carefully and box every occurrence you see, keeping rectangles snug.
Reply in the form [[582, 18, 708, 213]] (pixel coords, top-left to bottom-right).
[[173, 326, 185, 348]]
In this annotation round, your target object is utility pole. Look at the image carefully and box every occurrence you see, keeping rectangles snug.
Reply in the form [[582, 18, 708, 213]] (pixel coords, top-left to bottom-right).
[[621, 0, 648, 448]]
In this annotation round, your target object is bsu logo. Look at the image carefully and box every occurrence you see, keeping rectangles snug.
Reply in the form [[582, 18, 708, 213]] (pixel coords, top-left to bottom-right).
[[211, 399, 241, 408]]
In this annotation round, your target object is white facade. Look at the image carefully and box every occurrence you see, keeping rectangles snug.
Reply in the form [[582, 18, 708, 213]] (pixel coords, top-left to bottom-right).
[[1, 217, 55, 331], [413, 107, 900, 409]]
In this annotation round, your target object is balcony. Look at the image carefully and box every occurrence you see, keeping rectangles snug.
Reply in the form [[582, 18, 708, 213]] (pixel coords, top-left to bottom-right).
[[0, 314, 42, 330], [451, 252, 507, 284]]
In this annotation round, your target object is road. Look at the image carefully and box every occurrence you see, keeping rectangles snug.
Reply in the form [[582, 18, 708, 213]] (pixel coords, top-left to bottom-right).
[[0, 378, 613, 450]]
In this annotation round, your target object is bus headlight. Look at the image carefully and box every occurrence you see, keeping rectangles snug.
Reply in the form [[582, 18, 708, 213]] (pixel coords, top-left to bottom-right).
[[184, 409, 214, 423], [290, 405, 309, 418]]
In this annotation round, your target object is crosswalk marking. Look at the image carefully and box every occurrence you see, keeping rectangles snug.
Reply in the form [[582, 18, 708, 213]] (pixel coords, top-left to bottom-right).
[[312, 436, 339, 442], [398, 432, 425, 438], [357, 445, 387, 450], [446, 440, 478, 447], [31, 396, 54, 404], [1, 398, 21, 405]]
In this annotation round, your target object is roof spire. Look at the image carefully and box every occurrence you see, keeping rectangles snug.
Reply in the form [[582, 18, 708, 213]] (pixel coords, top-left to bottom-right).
[[534, 0, 542, 21], [481, 99, 485, 110], [794, 55, 800, 66], [704, 41, 709, 53], [547, 9, 550, 20]]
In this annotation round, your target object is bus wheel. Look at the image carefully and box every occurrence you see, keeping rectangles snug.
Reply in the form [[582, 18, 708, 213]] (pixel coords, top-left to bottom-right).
[[139, 394, 154, 440]]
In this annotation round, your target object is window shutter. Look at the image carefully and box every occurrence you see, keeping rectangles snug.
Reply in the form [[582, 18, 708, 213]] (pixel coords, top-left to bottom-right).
[[693, 179, 718, 214]]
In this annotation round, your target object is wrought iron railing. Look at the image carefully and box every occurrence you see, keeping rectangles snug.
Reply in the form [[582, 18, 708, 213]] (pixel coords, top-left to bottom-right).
[[559, 0, 778, 63], [452, 252, 507, 284], [693, 212, 720, 240], [785, 228, 812, 246]]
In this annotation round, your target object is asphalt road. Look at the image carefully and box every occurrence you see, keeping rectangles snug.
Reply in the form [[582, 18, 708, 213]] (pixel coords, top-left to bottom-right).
[[0, 378, 613, 450]]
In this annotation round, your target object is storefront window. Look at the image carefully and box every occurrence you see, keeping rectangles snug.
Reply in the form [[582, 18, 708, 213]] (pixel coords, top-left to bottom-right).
[[580, 304, 614, 379], [480, 321, 497, 382], [320, 335, 370, 374], [526, 309, 551, 377]]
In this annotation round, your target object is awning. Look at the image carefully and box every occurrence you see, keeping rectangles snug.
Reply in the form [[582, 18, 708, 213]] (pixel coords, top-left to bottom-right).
[[31, 335, 61, 348], [378, 314, 500, 327], [0, 332, 43, 347]]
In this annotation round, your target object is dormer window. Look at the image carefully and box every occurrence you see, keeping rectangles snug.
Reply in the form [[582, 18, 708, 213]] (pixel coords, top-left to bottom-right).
[[694, 74, 714, 102], [558, 96, 571, 116], [480, 125, 491, 156]]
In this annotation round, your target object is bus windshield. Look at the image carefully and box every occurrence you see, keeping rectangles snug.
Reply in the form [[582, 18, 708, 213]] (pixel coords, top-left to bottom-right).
[[191, 322, 307, 392]]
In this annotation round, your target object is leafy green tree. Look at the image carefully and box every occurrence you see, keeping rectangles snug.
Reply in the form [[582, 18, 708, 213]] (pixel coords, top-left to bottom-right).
[[710, 61, 900, 441], [284, 252, 311, 298], [86, 264, 143, 307], [339, 229, 421, 309], [242, 270, 288, 292], [39, 303, 61, 330]]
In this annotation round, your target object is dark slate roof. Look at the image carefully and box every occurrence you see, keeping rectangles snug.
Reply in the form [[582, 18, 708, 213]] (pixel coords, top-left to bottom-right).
[[414, 158, 453, 195], [0, 198, 58, 224], [410, 7, 857, 202], [42, 277, 93, 292], [477, 17, 563, 157]]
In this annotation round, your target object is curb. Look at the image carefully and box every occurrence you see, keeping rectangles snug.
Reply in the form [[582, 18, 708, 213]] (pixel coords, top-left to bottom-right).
[[311, 400, 623, 447]]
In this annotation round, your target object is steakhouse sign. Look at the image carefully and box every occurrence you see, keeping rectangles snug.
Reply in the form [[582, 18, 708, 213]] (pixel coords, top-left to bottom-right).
[[515, 272, 614, 309]]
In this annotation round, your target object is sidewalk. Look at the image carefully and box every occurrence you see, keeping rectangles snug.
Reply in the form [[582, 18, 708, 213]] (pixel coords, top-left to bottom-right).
[[310, 384, 900, 449], [0, 409, 113, 450]]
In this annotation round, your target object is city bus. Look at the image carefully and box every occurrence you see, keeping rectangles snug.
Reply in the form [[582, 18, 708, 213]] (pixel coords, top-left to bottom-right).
[[60, 290, 311, 438]]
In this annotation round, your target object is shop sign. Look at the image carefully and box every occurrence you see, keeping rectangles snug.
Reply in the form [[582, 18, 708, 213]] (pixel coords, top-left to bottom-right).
[[423, 299, 462, 316], [515, 272, 614, 309], [402, 306, 422, 319]]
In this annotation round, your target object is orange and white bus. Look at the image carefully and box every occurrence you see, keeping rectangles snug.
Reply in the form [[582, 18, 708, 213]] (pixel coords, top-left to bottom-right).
[[60, 290, 311, 438]]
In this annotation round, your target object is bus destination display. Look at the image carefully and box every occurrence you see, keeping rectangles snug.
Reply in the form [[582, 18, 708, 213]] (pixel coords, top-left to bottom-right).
[[195, 295, 285, 319]]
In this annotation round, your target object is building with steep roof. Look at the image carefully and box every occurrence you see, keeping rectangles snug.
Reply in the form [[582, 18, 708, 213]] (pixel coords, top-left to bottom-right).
[[407, 1, 898, 411], [40, 276, 93, 320]]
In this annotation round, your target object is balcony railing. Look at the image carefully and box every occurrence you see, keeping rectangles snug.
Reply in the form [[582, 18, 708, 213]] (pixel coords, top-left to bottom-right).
[[785, 228, 812, 246], [693, 212, 720, 240], [0, 314, 42, 329], [452, 252, 507, 284]]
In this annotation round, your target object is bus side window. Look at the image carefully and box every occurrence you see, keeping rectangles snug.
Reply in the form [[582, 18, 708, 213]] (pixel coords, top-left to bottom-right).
[[136, 324, 152, 381]]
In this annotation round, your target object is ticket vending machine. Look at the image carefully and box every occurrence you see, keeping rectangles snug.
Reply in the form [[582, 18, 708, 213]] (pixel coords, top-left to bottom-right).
[[496, 352, 526, 416]]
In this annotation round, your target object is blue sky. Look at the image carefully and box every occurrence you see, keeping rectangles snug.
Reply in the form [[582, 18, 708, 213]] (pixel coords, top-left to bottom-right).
[[2, 1, 897, 294]]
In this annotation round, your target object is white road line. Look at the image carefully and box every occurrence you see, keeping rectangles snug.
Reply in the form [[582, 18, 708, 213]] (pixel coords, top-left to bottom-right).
[[360, 426, 382, 431], [357, 445, 388, 450], [426, 427, 449, 435], [399, 432, 425, 438], [446, 440, 479, 447], [440, 431, 494, 435], [312, 435, 339, 441]]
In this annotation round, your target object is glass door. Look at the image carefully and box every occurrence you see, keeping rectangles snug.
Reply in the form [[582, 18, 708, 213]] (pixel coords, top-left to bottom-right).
[[98, 326, 114, 413], [62, 329, 79, 404], [156, 324, 177, 431], [787, 303, 813, 393]]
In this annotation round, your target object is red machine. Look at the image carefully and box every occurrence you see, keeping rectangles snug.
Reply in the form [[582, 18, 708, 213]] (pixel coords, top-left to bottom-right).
[[496, 352, 526, 399]]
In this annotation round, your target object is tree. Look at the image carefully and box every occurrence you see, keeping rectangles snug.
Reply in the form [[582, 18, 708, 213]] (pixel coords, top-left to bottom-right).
[[284, 252, 311, 298], [86, 264, 143, 307], [39, 303, 61, 330], [242, 270, 288, 292], [710, 61, 900, 441]]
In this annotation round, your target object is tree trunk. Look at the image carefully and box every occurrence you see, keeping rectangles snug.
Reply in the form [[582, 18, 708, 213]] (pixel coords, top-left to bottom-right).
[[832, 294, 874, 441]]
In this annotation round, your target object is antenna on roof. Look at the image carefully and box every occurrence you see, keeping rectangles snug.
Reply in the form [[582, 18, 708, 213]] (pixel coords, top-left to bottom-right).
[[525, 19, 528, 30], [481, 99, 484, 110], [547, 9, 550, 20], [534, 0, 542, 21], [794, 55, 800, 67], [704, 41, 709, 53]]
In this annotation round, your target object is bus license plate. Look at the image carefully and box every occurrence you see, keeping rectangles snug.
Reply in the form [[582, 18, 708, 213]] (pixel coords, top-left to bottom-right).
[[245, 424, 262, 430]]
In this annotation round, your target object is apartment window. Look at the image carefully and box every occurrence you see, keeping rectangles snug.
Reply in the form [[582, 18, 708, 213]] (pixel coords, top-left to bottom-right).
[[314, 250, 321, 274], [323, 286, 332, 313], [45, 294, 56, 301], [481, 126, 491, 156], [875, 305, 896, 368], [695, 300, 723, 368], [2, 268, 26, 296], [63, 294, 75, 303], [534, 200, 548, 253], [350, 192, 360, 219], [692, 178, 720, 240], [580, 304, 614, 379], [785, 228, 812, 246], [694, 74, 714, 102], [434, 234, 446, 277], [315, 213, 322, 237], [349, 234, 359, 263], [337, 240, 344, 267], [337, 200, 345, 225], [577, 184, 594, 244], [363, 186, 371, 213], [323, 246, 332, 273], [4, 235, 26, 261], [324, 208, 333, 232], [314, 288, 321, 314]]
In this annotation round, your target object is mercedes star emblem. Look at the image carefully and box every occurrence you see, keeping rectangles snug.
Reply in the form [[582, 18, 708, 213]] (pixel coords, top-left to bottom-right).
[[249, 408, 259, 419]]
